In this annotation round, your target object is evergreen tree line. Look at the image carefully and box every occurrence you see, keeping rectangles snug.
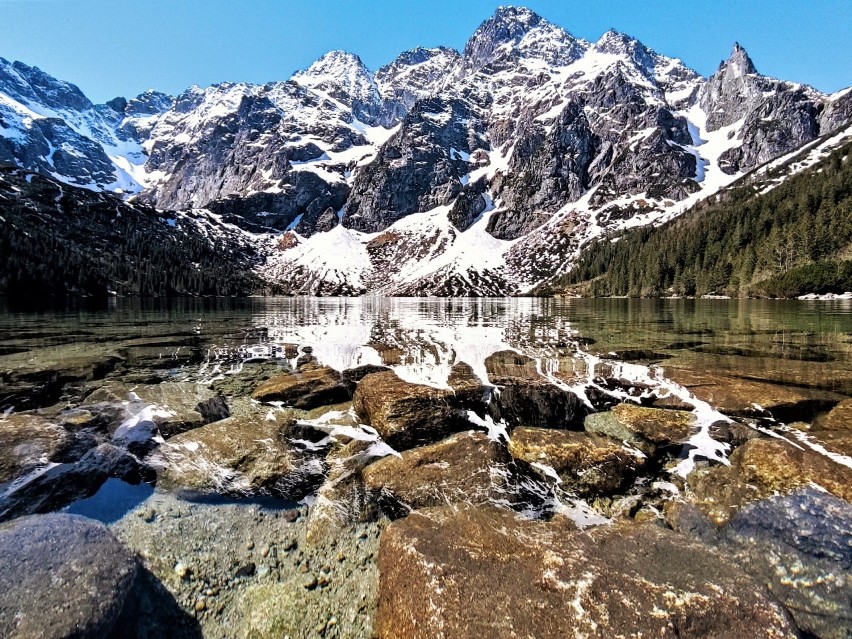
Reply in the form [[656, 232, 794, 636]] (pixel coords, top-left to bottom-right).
[[545, 140, 852, 298], [0, 168, 266, 300]]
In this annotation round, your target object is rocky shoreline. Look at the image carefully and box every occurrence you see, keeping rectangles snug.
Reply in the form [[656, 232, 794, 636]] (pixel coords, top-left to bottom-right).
[[1, 330, 851, 638]]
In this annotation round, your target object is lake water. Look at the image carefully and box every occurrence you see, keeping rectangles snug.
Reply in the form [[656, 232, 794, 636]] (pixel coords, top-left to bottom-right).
[[2, 296, 851, 396], [1, 297, 851, 638]]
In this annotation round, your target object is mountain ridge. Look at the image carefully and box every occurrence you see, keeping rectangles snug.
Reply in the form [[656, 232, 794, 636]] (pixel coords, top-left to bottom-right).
[[1, 6, 851, 297]]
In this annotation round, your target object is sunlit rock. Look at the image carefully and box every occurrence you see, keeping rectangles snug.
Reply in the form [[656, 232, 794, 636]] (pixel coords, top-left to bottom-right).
[[376, 505, 797, 639]]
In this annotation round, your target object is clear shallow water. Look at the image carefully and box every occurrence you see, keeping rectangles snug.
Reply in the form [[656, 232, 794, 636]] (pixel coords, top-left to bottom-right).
[[2, 297, 851, 638], [2, 296, 851, 394]]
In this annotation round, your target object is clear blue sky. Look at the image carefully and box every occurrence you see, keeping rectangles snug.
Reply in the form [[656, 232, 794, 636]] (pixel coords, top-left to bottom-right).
[[2, 0, 850, 103]]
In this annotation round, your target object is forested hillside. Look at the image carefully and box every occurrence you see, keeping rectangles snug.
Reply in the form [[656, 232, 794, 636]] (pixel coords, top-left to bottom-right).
[[0, 167, 266, 299], [544, 139, 852, 298]]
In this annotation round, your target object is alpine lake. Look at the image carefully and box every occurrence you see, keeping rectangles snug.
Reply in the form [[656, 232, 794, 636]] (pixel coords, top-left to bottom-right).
[[0, 297, 850, 639]]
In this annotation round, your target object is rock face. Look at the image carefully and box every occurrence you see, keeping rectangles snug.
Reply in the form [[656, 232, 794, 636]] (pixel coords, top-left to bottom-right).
[[363, 431, 521, 515], [353, 371, 470, 450], [584, 403, 694, 455], [376, 505, 797, 639], [507, 427, 642, 495], [251, 367, 351, 409], [0, 514, 138, 639]]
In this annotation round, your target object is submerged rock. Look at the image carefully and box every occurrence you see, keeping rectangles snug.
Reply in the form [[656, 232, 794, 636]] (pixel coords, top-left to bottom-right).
[[666, 368, 841, 422], [669, 488, 852, 639], [584, 403, 693, 455], [363, 431, 521, 515], [507, 427, 644, 496], [0, 413, 74, 484], [156, 414, 325, 498], [86, 382, 229, 438], [0, 443, 149, 522], [252, 366, 351, 409], [353, 371, 469, 450], [816, 399, 852, 431], [376, 505, 797, 639], [0, 514, 138, 639]]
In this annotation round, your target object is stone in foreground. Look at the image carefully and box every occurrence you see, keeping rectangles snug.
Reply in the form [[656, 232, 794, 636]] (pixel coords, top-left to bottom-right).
[[376, 505, 796, 639], [687, 437, 852, 524], [156, 414, 324, 498], [0, 513, 138, 639]]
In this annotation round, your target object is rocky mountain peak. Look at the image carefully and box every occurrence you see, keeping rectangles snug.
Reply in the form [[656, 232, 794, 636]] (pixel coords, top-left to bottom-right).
[[592, 29, 654, 72], [720, 42, 758, 78], [125, 89, 174, 117], [376, 47, 461, 119], [460, 5, 584, 73], [292, 49, 382, 123], [0, 57, 93, 113], [293, 50, 374, 88]]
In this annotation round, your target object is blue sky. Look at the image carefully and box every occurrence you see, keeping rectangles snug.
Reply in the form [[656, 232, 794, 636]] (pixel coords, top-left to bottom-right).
[[2, 0, 850, 103]]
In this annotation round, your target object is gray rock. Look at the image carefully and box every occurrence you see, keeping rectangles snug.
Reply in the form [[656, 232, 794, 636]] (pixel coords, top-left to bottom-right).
[[0, 513, 138, 639]]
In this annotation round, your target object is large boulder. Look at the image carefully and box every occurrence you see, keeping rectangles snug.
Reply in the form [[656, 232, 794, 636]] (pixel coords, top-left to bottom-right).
[[486, 351, 588, 429], [376, 505, 797, 639], [507, 427, 644, 496], [155, 414, 325, 498], [363, 431, 522, 515], [669, 487, 852, 639], [584, 403, 693, 456], [686, 437, 852, 524], [0, 413, 74, 484], [0, 514, 138, 639], [353, 371, 468, 450], [251, 367, 351, 409]]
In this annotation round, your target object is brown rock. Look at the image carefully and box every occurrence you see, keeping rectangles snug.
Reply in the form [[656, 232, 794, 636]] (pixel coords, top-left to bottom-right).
[[0, 414, 73, 484], [156, 414, 323, 498], [376, 505, 797, 639], [85, 382, 229, 438], [666, 368, 841, 422], [353, 371, 466, 450], [584, 403, 694, 455], [363, 431, 515, 514], [687, 437, 852, 524], [815, 399, 852, 431], [508, 427, 643, 496], [252, 367, 350, 409]]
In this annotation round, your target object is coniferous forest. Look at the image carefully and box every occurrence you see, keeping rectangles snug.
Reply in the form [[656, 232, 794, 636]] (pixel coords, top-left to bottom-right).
[[0, 166, 267, 300], [543, 140, 852, 298]]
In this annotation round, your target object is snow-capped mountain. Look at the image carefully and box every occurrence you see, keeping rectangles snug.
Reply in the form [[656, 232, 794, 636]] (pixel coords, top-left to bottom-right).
[[1, 6, 851, 296]]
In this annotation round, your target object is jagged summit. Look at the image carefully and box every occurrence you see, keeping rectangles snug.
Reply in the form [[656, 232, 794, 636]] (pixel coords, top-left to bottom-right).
[[460, 5, 585, 73], [292, 49, 382, 123], [721, 42, 758, 77], [293, 50, 374, 84]]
